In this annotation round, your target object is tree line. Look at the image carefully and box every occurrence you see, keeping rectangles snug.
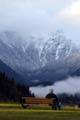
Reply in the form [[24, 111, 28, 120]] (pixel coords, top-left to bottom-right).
[[58, 93, 80, 105], [0, 72, 34, 102]]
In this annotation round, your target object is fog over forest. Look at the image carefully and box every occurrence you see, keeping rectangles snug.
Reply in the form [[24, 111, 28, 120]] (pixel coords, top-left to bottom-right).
[[31, 77, 80, 97]]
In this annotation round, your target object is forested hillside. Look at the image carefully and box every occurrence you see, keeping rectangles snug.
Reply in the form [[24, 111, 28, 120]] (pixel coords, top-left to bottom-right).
[[0, 72, 34, 102]]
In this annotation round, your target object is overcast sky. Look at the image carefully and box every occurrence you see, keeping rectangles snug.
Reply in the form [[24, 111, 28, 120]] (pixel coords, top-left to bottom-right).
[[0, 0, 80, 43]]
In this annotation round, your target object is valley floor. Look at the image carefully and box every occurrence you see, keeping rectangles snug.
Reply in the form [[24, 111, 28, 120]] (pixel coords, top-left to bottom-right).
[[0, 103, 80, 120]]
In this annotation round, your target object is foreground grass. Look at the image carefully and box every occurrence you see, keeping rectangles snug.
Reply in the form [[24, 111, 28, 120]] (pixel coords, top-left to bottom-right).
[[0, 103, 80, 120]]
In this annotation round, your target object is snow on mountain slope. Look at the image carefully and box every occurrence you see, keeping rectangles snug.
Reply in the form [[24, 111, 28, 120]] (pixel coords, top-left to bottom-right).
[[0, 31, 80, 85], [41, 34, 72, 65], [0, 31, 41, 76], [40, 32, 76, 66]]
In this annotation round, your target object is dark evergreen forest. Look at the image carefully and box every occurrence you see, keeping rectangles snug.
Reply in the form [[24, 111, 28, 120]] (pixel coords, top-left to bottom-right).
[[0, 72, 34, 102]]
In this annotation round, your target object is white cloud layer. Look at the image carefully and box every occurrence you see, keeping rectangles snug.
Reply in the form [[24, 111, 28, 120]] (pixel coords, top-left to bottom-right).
[[31, 77, 80, 97], [0, 0, 57, 35], [0, 0, 74, 35], [59, 0, 80, 24], [0, 1, 80, 46]]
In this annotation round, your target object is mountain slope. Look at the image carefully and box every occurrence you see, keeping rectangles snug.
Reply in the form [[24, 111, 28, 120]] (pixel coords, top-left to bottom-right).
[[0, 31, 41, 75], [0, 31, 80, 86], [0, 59, 26, 85]]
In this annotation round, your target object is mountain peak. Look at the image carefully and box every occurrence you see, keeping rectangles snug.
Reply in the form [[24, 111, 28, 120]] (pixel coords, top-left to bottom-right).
[[40, 32, 72, 66], [0, 30, 80, 86]]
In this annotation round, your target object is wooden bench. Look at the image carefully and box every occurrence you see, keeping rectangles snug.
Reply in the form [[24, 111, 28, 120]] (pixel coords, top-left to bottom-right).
[[21, 97, 56, 109]]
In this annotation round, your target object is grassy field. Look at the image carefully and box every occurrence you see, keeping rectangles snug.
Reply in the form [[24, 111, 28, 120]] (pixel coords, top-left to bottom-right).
[[0, 103, 80, 120]]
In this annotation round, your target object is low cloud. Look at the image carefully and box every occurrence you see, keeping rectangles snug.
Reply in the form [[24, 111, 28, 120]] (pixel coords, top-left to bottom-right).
[[0, 0, 56, 35], [0, 0, 80, 50], [59, 0, 80, 24], [30, 77, 80, 97], [0, 0, 74, 35]]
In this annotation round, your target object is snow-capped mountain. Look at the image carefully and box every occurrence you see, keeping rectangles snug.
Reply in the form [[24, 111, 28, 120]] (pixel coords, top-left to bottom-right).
[[0, 31, 80, 86], [0, 31, 41, 76], [40, 32, 73, 66]]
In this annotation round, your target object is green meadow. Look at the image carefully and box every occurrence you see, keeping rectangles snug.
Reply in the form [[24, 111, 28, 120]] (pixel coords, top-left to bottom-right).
[[0, 103, 80, 120]]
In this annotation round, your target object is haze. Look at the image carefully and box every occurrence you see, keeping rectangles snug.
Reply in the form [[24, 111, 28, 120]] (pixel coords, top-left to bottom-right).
[[0, 0, 80, 45]]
